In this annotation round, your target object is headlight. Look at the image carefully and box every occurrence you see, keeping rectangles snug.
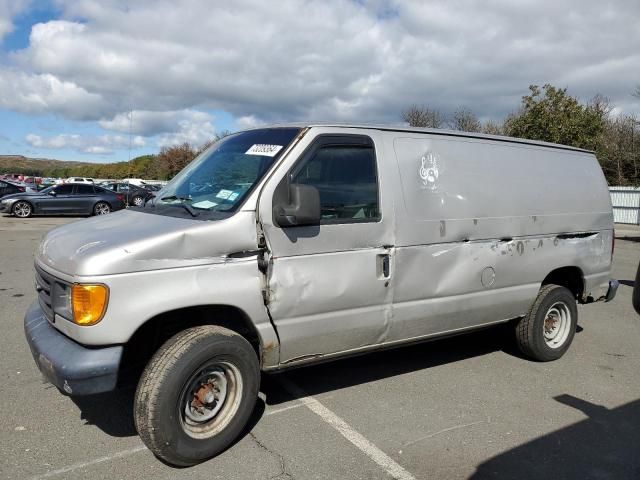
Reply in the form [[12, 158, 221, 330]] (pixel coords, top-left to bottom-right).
[[71, 284, 109, 326]]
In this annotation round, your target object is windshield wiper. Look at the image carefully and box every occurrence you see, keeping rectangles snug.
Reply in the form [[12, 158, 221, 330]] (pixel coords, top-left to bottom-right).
[[160, 195, 192, 202], [158, 195, 199, 217], [179, 203, 199, 217]]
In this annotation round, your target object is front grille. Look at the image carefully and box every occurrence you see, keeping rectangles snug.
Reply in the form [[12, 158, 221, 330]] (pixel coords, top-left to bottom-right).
[[35, 266, 54, 322]]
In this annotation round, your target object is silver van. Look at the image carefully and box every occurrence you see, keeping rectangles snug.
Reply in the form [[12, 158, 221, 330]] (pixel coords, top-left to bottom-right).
[[24, 124, 618, 465]]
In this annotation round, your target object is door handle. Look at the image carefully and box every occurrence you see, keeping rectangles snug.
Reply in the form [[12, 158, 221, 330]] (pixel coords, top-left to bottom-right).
[[377, 254, 391, 279]]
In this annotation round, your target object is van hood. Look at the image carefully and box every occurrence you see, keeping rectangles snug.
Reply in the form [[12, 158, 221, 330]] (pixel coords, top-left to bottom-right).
[[37, 209, 259, 276]]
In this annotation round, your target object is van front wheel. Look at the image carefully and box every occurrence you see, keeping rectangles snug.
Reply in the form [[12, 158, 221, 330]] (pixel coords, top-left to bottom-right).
[[515, 284, 578, 361], [134, 326, 260, 466]]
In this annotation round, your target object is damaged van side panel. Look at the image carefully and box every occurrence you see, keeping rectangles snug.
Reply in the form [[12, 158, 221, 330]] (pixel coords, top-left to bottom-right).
[[389, 232, 612, 341], [387, 134, 613, 342], [35, 210, 278, 364], [259, 127, 613, 368], [257, 128, 396, 364]]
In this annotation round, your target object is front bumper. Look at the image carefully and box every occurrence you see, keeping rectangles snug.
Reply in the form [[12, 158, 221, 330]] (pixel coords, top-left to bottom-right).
[[23, 300, 123, 395]]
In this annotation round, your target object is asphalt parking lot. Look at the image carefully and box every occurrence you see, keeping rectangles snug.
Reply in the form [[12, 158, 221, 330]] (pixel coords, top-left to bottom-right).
[[1, 214, 639, 480]]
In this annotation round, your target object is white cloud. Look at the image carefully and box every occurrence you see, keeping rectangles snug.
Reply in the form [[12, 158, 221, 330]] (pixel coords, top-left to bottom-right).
[[26, 132, 145, 154], [0, 70, 106, 120], [156, 116, 217, 148], [1, 0, 639, 132], [0, 0, 30, 41], [235, 115, 265, 130], [99, 109, 213, 136]]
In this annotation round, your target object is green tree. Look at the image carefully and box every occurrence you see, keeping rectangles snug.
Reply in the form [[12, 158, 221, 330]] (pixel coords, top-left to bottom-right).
[[506, 84, 606, 150]]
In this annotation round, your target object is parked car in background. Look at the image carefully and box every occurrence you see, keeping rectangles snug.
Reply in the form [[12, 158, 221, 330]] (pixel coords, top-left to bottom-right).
[[65, 177, 94, 184], [101, 182, 155, 206], [0, 179, 30, 198], [0, 183, 125, 217], [38, 178, 58, 190]]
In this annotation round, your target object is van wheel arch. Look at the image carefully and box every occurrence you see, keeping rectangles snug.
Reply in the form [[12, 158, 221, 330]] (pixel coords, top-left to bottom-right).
[[541, 266, 585, 301], [118, 305, 264, 387]]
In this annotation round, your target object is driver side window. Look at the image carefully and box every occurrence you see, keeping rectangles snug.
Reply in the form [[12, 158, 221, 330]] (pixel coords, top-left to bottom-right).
[[55, 185, 73, 195], [292, 138, 380, 224]]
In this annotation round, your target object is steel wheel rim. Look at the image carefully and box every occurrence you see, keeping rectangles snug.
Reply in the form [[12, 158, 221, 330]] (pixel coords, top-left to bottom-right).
[[95, 203, 110, 215], [178, 361, 243, 439], [543, 301, 571, 349], [14, 202, 31, 217], [133, 196, 143, 206]]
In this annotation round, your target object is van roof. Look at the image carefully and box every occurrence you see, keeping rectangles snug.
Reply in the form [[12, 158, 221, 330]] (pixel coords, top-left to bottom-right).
[[252, 123, 593, 154]]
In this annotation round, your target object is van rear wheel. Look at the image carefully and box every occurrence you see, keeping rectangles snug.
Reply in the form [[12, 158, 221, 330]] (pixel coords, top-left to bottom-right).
[[134, 326, 259, 466], [515, 284, 578, 361]]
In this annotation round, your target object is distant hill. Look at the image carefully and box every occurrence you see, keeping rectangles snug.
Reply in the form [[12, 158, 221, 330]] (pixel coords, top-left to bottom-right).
[[0, 155, 95, 176], [0, 154, 159, 179]]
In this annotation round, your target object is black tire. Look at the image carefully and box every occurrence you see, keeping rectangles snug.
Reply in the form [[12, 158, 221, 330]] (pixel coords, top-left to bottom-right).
[[93, 201, 111, 215], [515, 284, 578, 361], [134, 326, 260, 466], [12, 200, 33, 218], [131, 195, 144, 206]]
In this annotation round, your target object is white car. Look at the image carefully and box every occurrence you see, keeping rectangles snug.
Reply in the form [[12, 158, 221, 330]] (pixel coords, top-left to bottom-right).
[[65, 177, 94, 184]]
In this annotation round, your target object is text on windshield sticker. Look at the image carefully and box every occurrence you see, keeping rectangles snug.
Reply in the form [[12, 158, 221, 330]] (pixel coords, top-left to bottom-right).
[[245, 144, 283, 157]]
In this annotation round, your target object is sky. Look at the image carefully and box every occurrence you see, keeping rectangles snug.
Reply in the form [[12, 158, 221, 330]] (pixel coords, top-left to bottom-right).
[[0, 0, 639, 163]]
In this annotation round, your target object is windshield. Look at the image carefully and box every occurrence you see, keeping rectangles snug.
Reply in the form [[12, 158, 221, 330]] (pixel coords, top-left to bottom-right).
[[152, 128, 301, 216]]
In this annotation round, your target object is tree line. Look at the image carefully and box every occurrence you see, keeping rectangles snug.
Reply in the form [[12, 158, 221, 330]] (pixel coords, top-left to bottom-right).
[[403, 84, 639, 185], [18, 132, 231, 180]]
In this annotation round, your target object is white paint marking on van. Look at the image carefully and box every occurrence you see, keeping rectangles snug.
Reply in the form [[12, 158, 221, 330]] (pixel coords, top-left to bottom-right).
[[279, 377, 416, 480], [29, 445, 148, 479]]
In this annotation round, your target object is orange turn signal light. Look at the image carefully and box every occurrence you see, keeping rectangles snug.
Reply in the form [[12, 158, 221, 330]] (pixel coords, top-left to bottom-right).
[[71, 284, 109, 326]]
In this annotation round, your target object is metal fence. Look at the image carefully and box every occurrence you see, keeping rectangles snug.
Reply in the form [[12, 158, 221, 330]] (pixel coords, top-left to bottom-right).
[[610, 186, 640, 225]]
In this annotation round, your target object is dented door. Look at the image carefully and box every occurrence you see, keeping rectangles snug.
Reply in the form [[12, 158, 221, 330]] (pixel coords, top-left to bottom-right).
[[258, 130, 395, 364]]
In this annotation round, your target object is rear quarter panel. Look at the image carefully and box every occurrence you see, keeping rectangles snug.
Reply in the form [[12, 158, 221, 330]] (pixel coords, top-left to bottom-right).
[[385, 133, 613, 340]]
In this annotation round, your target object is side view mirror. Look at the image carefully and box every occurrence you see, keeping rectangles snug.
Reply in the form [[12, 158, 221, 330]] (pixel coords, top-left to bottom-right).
[[273, 184, 321, 227], [48, 191, 57, 196]]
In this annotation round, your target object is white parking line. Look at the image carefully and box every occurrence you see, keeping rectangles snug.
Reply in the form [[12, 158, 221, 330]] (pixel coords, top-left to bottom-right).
[[28, 400, 310, 479], [29, 445, 148, 479], [265, 401, 308, 416], [278, 377, 416, 480], [28, 388, 414, 480]]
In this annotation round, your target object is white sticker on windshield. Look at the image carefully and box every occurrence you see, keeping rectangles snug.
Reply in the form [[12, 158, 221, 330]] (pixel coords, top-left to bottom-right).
[[228, 192, 239, 201], [215, 189, 233, 199], [245, 144, 283, 157], [192, 200, 218, 208]]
